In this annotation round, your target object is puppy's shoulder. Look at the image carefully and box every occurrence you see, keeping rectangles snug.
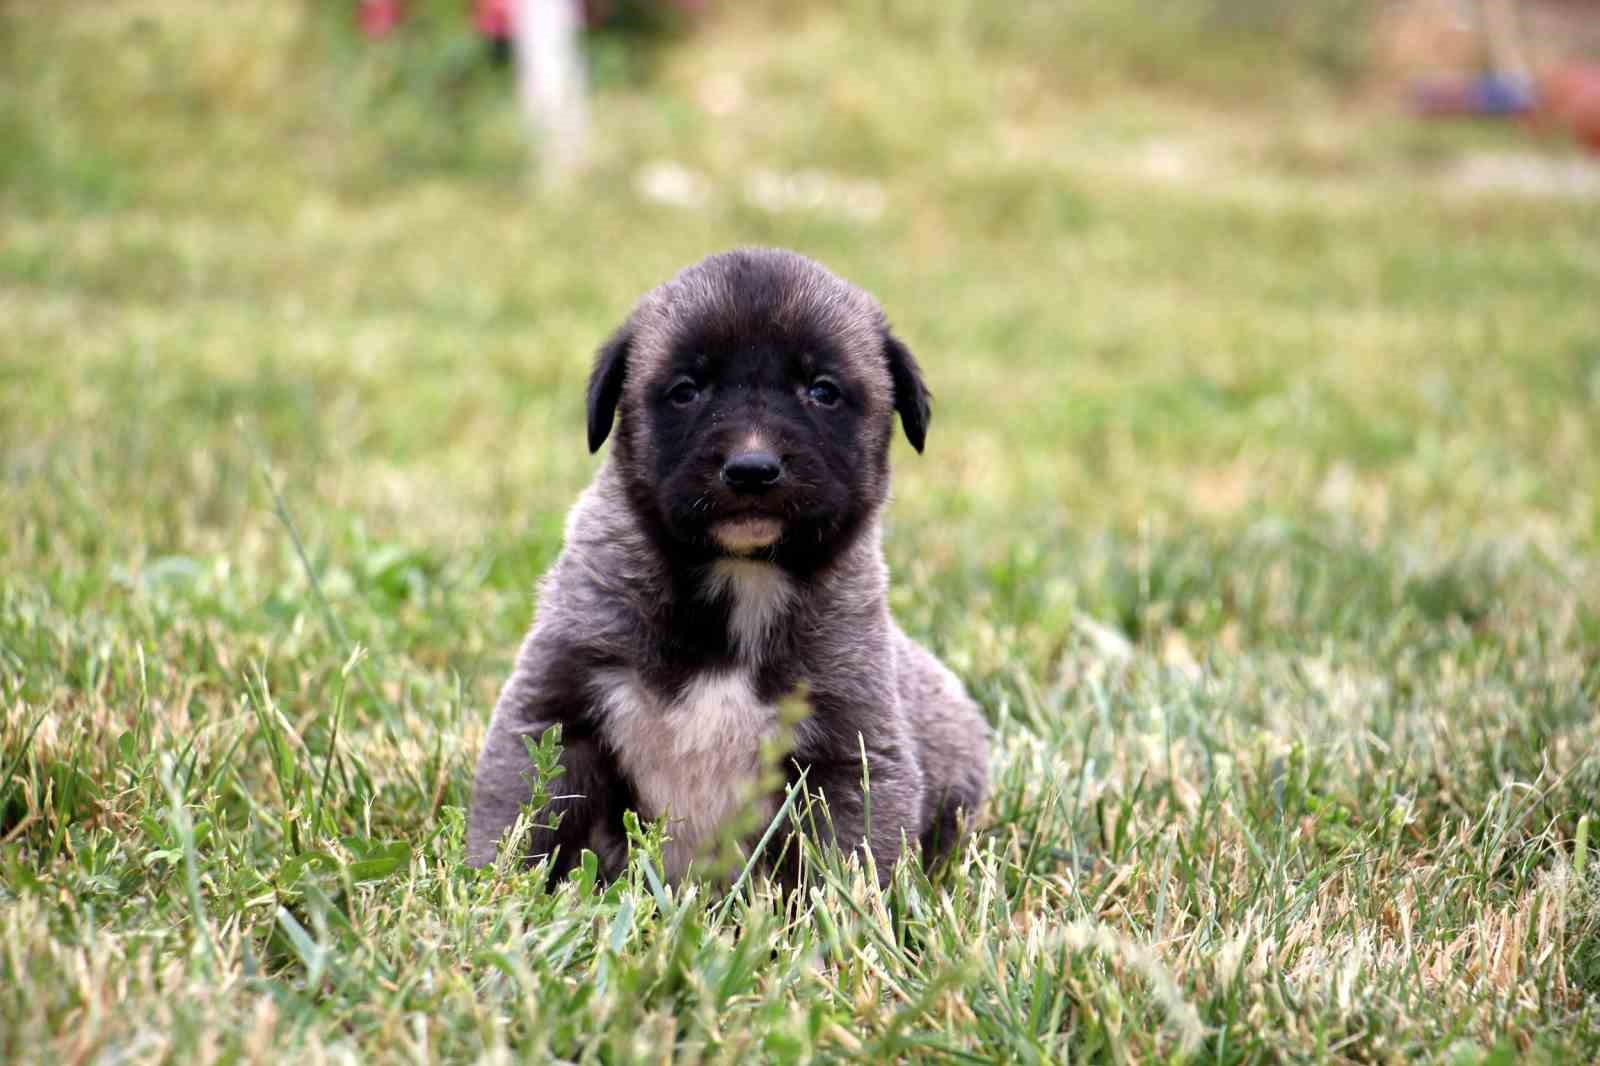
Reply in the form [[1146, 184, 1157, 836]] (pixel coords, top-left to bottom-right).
[[803, 525, 890, 620], [559, 472, 638, 556], [526, 472, 661, 653], [544, 473, 652, 586]]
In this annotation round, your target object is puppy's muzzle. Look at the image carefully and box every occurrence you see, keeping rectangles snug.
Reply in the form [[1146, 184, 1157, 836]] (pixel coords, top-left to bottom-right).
[[721, 450, 783, 493]]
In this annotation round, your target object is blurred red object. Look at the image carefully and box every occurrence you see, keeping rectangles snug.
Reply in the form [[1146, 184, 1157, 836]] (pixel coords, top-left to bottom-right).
[[358, 0, 708, 47], [359, 0, 404, 38], [475, 0, 513, 39], [1542, 64, 1600, 154]]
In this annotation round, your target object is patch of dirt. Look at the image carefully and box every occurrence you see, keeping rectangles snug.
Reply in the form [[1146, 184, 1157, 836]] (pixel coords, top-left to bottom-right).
[[1445, 149, 1600, 195]]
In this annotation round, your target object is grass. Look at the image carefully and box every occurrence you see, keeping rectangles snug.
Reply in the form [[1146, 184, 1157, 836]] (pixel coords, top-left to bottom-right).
[[3, 1, 1599, 1061]]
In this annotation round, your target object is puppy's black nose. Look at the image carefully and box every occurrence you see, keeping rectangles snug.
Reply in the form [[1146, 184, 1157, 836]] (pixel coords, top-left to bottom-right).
[[721, 450, 782, 492]]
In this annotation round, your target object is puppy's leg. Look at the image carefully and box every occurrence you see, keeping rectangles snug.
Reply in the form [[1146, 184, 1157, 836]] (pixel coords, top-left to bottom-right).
[[466, 717, 627, 880], [784, 705, 927, 888], [890, 630, 988, 865], [915, 738, 987, 866], [466, 639, 628, 881]]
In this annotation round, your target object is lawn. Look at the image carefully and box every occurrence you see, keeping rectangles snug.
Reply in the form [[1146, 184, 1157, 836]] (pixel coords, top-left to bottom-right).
[[2, 2, 1598, 1062]]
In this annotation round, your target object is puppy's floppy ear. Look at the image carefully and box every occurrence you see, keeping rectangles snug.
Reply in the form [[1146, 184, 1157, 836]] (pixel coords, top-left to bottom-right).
[[586, 323, 632, 453], [884, 330, 931, 453]]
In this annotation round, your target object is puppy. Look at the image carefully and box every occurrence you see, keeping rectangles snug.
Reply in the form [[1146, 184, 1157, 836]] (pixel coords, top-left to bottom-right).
[[466, 248, 988, 885]]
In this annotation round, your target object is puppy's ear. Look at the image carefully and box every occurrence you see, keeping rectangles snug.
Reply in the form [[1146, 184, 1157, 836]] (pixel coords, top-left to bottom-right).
[[586, 324, 632, 453], [884, 331, 931, 453]]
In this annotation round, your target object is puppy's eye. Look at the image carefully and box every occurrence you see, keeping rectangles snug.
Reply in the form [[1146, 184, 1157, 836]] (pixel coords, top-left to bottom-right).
[[806, 378, 842, 407], [667, 380, 702, 407]]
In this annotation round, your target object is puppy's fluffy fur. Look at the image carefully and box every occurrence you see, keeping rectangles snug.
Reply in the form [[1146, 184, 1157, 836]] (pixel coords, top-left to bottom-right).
[[467, 248, 988, 884]]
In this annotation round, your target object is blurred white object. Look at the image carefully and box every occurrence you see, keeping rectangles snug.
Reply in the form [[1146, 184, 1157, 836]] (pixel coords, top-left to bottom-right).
[[743, 169, 886, 222], [512, 0, 590, 180], [635, 160, 711, 208], [1447, 152, 1600, 199], [697, 72, 745, 117]]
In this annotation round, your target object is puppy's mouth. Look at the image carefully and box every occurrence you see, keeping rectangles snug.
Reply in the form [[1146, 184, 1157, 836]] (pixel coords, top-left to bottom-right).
[[710, 515, 784, 555]]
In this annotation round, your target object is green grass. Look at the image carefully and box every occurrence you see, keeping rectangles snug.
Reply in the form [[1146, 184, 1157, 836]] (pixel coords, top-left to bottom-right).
[[3, 2, 1599, 1061]]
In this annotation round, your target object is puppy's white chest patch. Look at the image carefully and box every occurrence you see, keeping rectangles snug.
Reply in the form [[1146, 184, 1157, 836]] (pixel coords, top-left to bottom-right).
[[596, 670, 777, 880], [703, 559, 794, 660]]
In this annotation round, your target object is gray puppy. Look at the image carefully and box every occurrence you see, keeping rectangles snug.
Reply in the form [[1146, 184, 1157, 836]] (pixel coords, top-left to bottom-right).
[[466, 248, 988, 885]]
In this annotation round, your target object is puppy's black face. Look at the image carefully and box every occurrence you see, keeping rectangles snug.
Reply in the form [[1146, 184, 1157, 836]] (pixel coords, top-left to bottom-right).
[[648, 315, 874, 563], [587, 249, 931, 575]]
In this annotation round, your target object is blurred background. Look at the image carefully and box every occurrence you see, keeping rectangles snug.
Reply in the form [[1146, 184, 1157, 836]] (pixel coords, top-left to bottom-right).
[[7, 7, 1600, 1057], [3, 0, 1599, 691]]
